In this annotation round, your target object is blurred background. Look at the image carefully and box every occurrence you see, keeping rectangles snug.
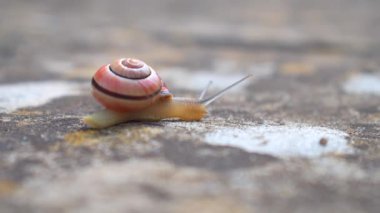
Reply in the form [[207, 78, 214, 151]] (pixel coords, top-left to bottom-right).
[[1, 0, 379, 83]]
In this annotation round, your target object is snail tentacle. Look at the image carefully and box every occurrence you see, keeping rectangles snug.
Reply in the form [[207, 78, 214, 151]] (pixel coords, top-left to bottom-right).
[[199, 81, 213, 100], [199, 75, 252, 106]]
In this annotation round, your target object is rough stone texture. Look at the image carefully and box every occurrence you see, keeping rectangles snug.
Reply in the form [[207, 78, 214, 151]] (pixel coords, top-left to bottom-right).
[[1, 0, 380, 212]]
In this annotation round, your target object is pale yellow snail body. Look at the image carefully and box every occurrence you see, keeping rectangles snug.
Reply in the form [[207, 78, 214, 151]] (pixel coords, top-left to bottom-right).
[[83, 58, 251, 129]]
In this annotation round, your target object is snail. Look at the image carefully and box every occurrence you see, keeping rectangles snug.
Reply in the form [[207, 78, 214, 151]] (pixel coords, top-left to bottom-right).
[[83, 58, 252, 129]]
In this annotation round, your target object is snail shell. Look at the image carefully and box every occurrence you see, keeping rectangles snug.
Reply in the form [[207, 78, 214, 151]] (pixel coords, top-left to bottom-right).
[[92, 58, 170, 112]]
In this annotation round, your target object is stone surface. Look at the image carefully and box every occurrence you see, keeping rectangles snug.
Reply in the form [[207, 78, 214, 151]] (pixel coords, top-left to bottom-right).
[[1, 0, 380, 212]]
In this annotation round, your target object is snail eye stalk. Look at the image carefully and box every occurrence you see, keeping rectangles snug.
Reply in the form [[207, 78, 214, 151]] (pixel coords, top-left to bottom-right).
[[199, 75, 252, 106], [199, 81, 213, 100]]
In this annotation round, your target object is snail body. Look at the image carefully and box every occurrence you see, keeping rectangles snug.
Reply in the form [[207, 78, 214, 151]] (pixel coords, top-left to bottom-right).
[[83, 58, 251, 129], [84, 97, 207, 129]]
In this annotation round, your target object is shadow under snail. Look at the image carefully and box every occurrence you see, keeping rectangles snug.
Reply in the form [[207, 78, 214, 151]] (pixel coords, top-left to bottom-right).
[[83, 58, 252, 129]]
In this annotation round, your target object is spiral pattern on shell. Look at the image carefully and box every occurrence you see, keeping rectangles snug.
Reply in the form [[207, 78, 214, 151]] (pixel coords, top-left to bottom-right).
[[91, 58, 166, 112]]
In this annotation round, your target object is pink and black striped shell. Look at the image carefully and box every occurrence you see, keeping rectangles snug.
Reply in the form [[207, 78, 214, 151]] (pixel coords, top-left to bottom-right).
[[92, 58, 170, 112]]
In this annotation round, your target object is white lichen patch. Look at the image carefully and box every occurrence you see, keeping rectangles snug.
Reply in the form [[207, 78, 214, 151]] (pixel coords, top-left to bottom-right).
[[0, 81, 86, 113], [204, 124, 353, 158], [343, 73, 380, 95]]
